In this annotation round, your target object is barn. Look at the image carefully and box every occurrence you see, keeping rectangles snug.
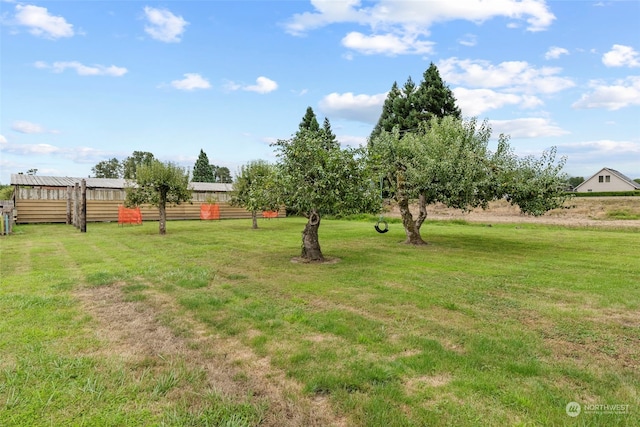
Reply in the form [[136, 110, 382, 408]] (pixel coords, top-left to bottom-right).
[[9, 174, 282, 224]]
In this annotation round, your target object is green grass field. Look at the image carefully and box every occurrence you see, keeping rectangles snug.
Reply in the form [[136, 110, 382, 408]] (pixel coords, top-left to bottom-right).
[[1, 218, 638, 426]]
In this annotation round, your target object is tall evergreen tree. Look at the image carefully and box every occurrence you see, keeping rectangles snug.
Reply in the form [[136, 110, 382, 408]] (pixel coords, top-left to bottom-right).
[[321, 117, 339, 149], [414, 63, 462, 122], [298, 106, 320, 134], [192, 149, 215, 182], [369, 63, 461, 142]]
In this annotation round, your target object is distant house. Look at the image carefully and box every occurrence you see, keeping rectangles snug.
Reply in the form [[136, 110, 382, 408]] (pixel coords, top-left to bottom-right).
[[574, 167, 640, 193]]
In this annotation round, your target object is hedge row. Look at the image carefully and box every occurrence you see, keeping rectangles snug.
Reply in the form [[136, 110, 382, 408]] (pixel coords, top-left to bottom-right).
[[567, 191, 640, 197]]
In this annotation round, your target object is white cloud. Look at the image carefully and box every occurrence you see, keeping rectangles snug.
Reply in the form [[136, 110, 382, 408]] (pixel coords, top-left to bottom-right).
[[225, 77, 278, 94], [143, 6, 188, 43], [490, 118, 569, 138], [0, 139, 114, 163], [453, 88, 543, 117], [602, 44, 640, 68], [458, 34, 477, 47], [244, 76, 278, 94], [545, 46, 569, 60], [572, 76, 640, 110], [11, 120, 60, 134], [438, 57, 575, 94], [170, 73, 211, 91], [341, 32, 434, 56], [337, 134, 367, 147], [285, 0, 555, 55], [14, 4, 74, 39], [0, 134, 7, 145], [35, 61, 128, 77], [560, 140, 640, 154], [318, 92, 387, 123]]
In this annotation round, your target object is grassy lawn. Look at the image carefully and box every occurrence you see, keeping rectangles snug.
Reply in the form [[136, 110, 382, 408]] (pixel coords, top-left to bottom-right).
[[1, 217, 638, 426]]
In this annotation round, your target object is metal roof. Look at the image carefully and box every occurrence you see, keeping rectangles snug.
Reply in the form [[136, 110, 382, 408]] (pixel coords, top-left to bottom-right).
[[10, 174, 233, 191]]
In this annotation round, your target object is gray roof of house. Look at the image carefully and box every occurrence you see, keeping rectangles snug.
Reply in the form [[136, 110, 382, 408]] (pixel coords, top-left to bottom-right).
[[10, 174, 233, 191]]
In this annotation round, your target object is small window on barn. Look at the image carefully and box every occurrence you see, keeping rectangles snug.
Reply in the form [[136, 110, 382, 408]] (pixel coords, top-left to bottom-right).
[[605, 175, 611, 182], [599, 175, 604, 183]]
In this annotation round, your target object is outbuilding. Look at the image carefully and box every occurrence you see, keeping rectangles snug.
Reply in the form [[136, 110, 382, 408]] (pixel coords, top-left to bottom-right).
[[9, 174, 280, 224]]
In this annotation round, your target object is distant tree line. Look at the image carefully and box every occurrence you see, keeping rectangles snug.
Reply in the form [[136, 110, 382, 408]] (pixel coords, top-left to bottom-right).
[[91, 150, 231, 183]]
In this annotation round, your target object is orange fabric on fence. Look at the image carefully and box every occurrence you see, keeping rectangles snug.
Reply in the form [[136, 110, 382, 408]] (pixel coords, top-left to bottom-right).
[[262, 210, 279, 218], [118, 206, 142, 225], [200, 204, 220, 220]]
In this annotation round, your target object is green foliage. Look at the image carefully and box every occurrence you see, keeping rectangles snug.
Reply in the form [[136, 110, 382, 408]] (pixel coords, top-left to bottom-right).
[[125, 160, 191, 234], [370, 63, 461, 142], [126, 161, 191, 208], [571, 191, 640, 197], [91, 157, 123, 178], [566, 176, 585, 189], [123, 151, 155, 180], [230, 160, 280, 214], [371, 117, 508, 209], [273, 129, 378, 217], [0, 184, 14, 200], [212, 165, 232, 183], [298, 106, 320, 133], [500, 146, 568, 216], [192, 149, 215, 182], [370, 117, 568, 243]]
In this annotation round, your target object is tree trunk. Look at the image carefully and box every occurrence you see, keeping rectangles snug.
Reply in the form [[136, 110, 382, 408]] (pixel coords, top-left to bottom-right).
[[158, 191, 167, 235], [396, 170, 427, 245], [301, 211, 323, 261], [251, 211, 258, 229]]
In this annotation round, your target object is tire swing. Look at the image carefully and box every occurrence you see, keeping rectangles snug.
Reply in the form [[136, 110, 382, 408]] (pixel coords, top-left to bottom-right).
[[374, 216, 389, 234], [374, 177, 389, 234]]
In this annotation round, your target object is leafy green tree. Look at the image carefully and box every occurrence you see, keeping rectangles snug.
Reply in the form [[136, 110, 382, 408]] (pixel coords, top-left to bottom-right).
[[273, 126, 377, 261], [212, 166, 232, 183], [370, 63, 461, 142], [192, 149, 215, 182], [0, 184, 13, 200], [370, 117, 567, 245], [123, 151, 155, 180], [230, 160, 280, 229], [125, 160, 192, 235], [91, 158, 122, 178], [634, 178, 640, 185], [567, 176, 585, 189]]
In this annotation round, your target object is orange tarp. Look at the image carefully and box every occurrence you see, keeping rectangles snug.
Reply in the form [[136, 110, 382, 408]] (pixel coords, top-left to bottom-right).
[[200, 204, 220, 220], [118, 206, 142, 225]]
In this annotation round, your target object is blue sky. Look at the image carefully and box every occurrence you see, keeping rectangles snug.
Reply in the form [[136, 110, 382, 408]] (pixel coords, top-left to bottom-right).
[[1, 0, 639, 185]]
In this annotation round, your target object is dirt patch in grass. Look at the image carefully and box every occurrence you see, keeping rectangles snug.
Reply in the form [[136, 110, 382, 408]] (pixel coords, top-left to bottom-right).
[[75, 283, 347, 427], [387, 197, 640, 228], [405, 373, 452, 393]]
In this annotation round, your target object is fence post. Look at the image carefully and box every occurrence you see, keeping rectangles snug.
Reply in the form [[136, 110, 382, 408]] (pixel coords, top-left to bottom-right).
[[66, 186, 72, 225], [74, 183, 80, 228], [80, 179, 87, 233]]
